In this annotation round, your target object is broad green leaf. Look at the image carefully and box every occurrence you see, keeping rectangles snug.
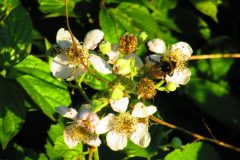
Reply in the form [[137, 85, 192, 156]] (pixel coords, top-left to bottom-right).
[[8, 55, 71, 120], [164, 142, 220, 160], [0, 77, 26, 149], [38, 0, 80, 17], [190, 0, 218, 22], [99, 9, 125, 43], [0, 5, 32, 68], [185, 76, 240, 131]]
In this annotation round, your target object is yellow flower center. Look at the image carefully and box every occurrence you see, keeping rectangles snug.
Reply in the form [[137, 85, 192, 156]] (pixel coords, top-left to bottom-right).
[[113, 112, 137, 137]]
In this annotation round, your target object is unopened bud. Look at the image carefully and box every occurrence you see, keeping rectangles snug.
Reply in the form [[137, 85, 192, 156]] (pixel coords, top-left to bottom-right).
[[99, 41, 111, 54], [113, 59, 132, 75], [138, 31, 148, 42], [166, 82, 177, 92]]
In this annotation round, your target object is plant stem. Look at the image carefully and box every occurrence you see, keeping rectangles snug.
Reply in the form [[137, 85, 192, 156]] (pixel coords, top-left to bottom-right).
[[190, 53, 240, 60], [150, 115, 240, 152], [93, 147, 99, 160]]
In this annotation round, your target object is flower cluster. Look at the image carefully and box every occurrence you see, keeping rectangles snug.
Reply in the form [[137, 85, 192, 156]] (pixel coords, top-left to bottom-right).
[[52, 28, 193, 151]]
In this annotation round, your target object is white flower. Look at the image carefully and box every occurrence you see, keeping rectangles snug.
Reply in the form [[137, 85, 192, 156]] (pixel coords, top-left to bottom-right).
[[147, 39, 166, 54], [51, 28, 111, 81], [57, 106, 101, 148], [169, 42, 193, 62], [165, 67, 191, 86], [96, 102, 156, 151]]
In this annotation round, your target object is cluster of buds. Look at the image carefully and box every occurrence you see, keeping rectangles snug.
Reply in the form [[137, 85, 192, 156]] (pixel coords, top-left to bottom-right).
[[51, 28, 193, 151]]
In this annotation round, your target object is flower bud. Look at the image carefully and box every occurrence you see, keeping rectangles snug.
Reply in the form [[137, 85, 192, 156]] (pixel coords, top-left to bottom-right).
[[110, 87, 124, 100], [113, 59, 132, 75], [99, 41, 111, 54], [138, 31, 148, 42], [171, 137, 182, 149], [166, 82, 177, 92]]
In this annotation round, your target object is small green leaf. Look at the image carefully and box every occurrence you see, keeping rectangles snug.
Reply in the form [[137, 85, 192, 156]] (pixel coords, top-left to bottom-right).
[[0, 77, 26, 149], [8, 55, 71, 120], [38, 0, 80, 17], [164, 142, 220, 160], [0, 5, 32, 68], [190, 0, 218, 22]]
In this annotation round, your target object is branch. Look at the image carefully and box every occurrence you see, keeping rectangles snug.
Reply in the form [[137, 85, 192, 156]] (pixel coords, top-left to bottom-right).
[[150, 115, 240, 152], [190, 53, 240, 60]]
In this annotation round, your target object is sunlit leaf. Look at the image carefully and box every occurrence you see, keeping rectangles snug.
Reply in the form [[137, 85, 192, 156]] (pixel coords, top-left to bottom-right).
[[8, 55, 71, 120], [164, 142, 220, 160], [190, 0, 218, 22], [99, 9, 125, 43], [0, 5, 32, 68], [38, 0, 80, 17], [0, 77, 26, 149]]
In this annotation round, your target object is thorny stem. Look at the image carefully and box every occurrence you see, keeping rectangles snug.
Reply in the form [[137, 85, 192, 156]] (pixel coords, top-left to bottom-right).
[[190, 53, 240, 60], [150, 115, 240, 152]]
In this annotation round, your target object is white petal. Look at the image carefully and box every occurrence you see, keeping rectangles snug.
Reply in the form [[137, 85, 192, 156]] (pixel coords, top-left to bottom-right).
[[89, 54, 112, 74], [109, 97, 129, 113], [56, 106, 77, 119], [106, 131, 128, 151], [132, 102, 157, 118], [147, 39, 166, 54], [56, 28, 79, 50], [96, 113, 115, 134], [106, 50, 120, 64], [130, 123, 151, 148], [50, 54, 74, 79], [64, 124, 79, 148], [165, 67, 191, 86], [87, 136, 101, 147], [84, 29, 104, 50], [170, 42, 193, 61], [125, 53, 144, 69]]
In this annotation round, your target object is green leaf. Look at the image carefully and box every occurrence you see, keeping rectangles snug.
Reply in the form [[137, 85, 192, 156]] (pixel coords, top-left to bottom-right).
[[0, 0, 20, 16], [99, 9, 125, 43], [82, 68, 114, 90], [0, 77, 26, 149], [0, 5, 32, 68], [38, 0, 80, 17], [164, 142, 220, 160], [185, 76, 240, 131], [8, 55, 71, 120], [190, 0, 218, 22], [196, 58, 234, 80]]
